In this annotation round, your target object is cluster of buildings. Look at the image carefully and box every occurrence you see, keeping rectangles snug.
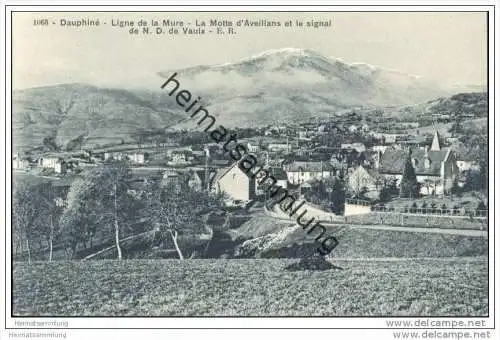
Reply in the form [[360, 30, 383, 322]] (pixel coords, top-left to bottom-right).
[[195, 129, 471, 204], [13, 114, 480, 209]]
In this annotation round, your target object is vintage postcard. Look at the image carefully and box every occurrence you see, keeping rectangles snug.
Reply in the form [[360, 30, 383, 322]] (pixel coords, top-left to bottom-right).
[[2, 3, 497, 339]]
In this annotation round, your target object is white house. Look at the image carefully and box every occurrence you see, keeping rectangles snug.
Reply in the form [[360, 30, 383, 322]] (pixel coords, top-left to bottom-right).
[[54, 160, 67, 174], [104, 152, 125, 161], [246, 142, 260, 153], [267, 143, 291, 153], [371, 145, 389, 154], [39, 156, 60, 169], [13, 153, 29, 170], [341, 143, 366, 153], [212, 162, 255, 202], [39, 155, 66, 174], [129, 152, 147, 164], [283, 161, 334, 185]]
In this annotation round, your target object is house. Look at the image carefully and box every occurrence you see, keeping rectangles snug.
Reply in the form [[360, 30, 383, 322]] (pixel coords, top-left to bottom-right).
[[104, 151, 125, 161], [371, 145, 389, 154], [161, 169, 184, 188], [212, 162, 256, 202], [378, 131, 459, 195], [347, 165, 383, 198], [38, 156, 67, 174], [255, 166, 288, 196], [246, 142, 260, 153], [54, 160, 67, 174], [169, 150, 194, 165], [129, 152, 147, 164], [348, 124, 358, 132], [82, 150, 92, 160], [12, 153, 30, 170], [283, 161, 334, 185], [381, 133, 401, 144], [361, 123, 371, 132], [187, 169, 214, 191], [267, 143, 291, 153], [298, 130, 309, 140], [39, 156, 60, 169], [402, 135, 429, 148], [341, 143, 366, 153]]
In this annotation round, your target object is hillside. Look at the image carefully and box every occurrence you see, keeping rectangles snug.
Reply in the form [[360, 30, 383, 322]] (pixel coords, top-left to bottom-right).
[[13, 49, 483, 152], [158, 48, 451, 128], [384, 92, 488, 122], [12, 83, 183, 153]]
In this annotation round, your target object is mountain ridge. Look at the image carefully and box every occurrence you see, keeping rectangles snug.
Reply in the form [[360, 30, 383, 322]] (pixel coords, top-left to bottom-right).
[[13, 48, 480, 152]]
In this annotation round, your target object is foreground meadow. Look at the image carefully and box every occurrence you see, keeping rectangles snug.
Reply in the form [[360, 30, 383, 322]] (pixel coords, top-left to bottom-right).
[[12, 258, 488, 316]]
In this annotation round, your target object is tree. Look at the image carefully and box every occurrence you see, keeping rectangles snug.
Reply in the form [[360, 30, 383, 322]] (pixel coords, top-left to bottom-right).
[[400, 152, 420, 198], [60, 161, 138, 260], [143, 181, 223, 259], [13, 182, 39, 263], [348, 167, 364, 198], [40, 183, 64, 262], [324, 175, 345, 215], [12, 181, 57, 263], [460, 126, 487, 193]]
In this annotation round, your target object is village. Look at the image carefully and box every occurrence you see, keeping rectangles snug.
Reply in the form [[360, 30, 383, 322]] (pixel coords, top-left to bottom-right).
[[12, 107, 487, 221]]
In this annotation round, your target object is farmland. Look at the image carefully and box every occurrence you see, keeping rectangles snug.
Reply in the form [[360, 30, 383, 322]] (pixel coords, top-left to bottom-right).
[[12, 257, 487, 316]]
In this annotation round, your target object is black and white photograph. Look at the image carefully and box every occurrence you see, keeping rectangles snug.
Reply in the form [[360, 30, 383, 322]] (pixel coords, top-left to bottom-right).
[[2, 3, 498, 339]]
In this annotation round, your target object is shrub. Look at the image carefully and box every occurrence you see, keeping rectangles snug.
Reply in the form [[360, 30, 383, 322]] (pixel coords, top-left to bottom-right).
[[430, 202, 437, 214], [379, 186, 391, 202], [441, 204, 448, 215]]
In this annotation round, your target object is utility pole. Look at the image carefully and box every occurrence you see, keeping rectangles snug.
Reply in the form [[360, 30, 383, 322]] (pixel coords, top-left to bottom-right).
[[48, 183, 54, 262], [114, 182, 122, 260], [204, 147, 210, 191]]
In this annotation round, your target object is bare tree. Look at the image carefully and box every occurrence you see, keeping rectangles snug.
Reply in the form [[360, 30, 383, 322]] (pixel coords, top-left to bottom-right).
[[12, 182, 50, 263], [60, 161, 135, 260], [144, 181, 223, 260]]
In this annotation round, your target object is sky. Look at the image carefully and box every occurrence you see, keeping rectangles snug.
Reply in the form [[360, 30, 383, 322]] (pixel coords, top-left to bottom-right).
[[12, 12, 487, 90]]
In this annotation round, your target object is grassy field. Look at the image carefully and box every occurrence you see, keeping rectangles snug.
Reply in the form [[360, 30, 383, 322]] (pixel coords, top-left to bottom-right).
[[12, 258, 488, 317]]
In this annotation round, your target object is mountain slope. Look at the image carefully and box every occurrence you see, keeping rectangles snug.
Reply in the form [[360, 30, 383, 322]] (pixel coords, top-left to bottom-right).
[[13, 49, 464, 152], [13, 84, 183, 152], [158, 48, 450, 128]]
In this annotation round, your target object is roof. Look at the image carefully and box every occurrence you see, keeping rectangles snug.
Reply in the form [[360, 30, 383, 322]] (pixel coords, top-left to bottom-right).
[[191, 169, 215, 184], [212, 161, 255, 185], [211, 159, 231, 166], [379, 148, 451, 176], [354, 165, 382, 180], [403, 135, 429, 145], [268, 167, 288, 180], [283, 161, 334, 173]]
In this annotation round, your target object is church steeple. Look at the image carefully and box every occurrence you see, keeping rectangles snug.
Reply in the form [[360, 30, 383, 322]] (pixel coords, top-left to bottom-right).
[[431, 128, 441, 151]]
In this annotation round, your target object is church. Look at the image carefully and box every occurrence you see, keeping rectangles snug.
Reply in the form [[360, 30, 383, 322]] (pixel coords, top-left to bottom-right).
[[378, 130, 459, 196]]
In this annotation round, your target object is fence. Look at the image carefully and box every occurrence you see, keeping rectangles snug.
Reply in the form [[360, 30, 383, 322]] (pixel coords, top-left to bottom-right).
[[345, 198, 372, 206], [264, 200, 487, 230], [370, 205, 488, 218]]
